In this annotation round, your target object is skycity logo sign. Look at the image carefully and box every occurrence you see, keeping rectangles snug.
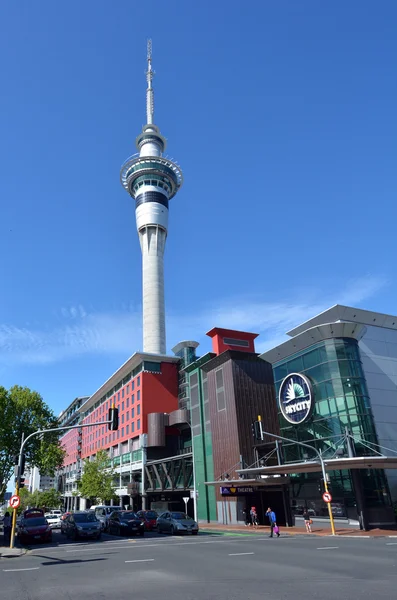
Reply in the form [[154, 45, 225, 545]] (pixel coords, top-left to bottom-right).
[[279, 373, 313, 424]]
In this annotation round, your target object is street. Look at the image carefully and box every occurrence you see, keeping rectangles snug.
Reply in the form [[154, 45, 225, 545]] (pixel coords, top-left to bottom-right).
[[1, 531, 397, 599]]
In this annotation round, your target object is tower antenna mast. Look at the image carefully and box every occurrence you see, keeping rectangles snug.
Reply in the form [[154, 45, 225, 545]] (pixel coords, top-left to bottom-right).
[[146, 38, 154, 124]]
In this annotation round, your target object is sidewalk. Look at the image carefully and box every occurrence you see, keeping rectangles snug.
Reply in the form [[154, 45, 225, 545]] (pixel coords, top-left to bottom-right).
[[0, 546, 26, 558], [200, 523, 397, 537]]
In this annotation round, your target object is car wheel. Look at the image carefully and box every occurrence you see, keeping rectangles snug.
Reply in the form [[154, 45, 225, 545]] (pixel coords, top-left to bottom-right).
[[139, 530, 144, 537], [74, 531, 79, 541], [170, 525, 176, 536]]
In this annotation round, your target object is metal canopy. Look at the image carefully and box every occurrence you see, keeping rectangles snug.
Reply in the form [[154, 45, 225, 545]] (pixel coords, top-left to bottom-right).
[[236, 456, 397, 477], [204, 477, 290, 487]]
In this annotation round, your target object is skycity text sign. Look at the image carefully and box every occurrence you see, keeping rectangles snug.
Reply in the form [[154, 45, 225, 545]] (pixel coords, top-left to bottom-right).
[[279, 372, 313, 425]]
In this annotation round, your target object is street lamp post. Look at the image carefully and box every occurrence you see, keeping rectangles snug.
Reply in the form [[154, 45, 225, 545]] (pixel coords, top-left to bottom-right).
[[257, 422, 336, 536]]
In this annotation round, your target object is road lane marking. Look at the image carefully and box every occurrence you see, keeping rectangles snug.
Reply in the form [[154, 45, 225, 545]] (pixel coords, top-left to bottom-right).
[[65, 536, 294, 554], [3, 567, 40, 572], [317, 547, 339, 550], [386, 543, 397, 545], [125, 559, 155, 563], [228, 552, 254, 556]]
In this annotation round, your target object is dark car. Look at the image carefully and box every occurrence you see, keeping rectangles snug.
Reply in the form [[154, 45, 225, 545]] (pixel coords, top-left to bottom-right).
[[108, 511, 145, 537], [64, 511, 102, 540], [136, 510, 158, 531], [18, 516, 52, 545]]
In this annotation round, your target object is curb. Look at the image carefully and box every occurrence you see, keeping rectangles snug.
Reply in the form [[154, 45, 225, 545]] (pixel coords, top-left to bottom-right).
[[0, 548, 27, 559]]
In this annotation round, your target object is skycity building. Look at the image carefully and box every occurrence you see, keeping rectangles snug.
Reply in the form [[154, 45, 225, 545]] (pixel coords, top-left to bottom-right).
[[120, 40, 183, 355]]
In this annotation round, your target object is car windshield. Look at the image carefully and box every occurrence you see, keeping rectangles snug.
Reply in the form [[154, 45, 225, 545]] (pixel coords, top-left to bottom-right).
[[145, 511, 157, 519], [73, 513, 98, 523], [106, 507, 121, 514], [120, 512, 138, 520], [24, 518, 47, 527], [171, 512, 192, 520]]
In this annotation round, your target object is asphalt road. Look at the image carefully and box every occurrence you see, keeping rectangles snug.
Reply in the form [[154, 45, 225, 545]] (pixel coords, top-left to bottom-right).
[[1, 530, 397, 600]]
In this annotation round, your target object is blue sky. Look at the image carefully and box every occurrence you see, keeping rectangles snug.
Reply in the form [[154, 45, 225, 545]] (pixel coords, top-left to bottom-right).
[[1, 1, 396, 416]]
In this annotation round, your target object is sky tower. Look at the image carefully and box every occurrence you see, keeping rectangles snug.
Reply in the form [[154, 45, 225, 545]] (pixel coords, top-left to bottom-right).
[[120, 40, 183, 355]]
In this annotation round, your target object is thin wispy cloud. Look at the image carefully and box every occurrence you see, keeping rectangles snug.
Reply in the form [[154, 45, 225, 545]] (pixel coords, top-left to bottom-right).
[[0, 275, 388, 366]]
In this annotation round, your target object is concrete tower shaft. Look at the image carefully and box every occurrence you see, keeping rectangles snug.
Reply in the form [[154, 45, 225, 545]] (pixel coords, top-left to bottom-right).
[[120, 40, 183, 354]]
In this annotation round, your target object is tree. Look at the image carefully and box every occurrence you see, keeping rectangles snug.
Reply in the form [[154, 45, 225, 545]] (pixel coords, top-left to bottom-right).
[[78, 450, 117, 504], [0, 385, 66, 502]]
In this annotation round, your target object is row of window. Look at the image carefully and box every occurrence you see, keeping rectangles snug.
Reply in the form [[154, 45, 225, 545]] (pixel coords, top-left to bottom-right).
[[83, 421, 141, 454]]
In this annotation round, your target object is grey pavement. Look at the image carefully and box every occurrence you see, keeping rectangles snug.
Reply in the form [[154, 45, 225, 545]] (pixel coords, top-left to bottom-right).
[[1, 530, 396, 599]]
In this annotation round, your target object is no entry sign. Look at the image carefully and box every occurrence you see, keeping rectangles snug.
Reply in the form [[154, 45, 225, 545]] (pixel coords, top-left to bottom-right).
[[9, 495, 20, 509], [322, 492, 332, 503]]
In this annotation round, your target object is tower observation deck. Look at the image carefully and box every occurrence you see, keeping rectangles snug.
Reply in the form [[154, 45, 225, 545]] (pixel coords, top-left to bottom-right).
[[120, 40, 183, 355]]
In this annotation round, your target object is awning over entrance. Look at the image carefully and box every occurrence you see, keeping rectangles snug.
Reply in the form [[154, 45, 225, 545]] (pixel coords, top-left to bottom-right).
[[204, 477, 290, 487], [236, 456, 397, 477]]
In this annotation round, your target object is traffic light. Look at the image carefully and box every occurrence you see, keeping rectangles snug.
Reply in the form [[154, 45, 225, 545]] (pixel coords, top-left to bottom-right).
[[19, 477, 25, 489], [108, 406, 119, 431], [251, 421, 261, 440]]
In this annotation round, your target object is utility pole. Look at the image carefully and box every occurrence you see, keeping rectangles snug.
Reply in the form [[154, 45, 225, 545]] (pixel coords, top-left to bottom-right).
[[257, 419, 336, 536], [9, 406, 118, 549]]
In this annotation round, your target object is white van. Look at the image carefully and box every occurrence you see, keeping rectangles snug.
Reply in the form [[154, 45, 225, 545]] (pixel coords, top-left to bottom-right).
[[91, 505, 122, 531]]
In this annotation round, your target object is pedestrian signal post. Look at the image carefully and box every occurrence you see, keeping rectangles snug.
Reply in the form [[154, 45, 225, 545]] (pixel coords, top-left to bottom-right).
[[9, 409, 119, 549], [252, 417, 336, 536]]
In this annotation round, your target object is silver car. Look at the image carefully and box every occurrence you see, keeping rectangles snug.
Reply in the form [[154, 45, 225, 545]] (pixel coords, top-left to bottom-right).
[[157, 511, 199, 535]]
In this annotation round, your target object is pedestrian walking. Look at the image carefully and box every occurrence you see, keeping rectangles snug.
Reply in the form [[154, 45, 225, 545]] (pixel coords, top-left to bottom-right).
[[250, 506, 258, 528], [3, 511, 12, 544], [302, 509, 312, 533], [243, 508, 251, 526], [266, 507, 279, 537]]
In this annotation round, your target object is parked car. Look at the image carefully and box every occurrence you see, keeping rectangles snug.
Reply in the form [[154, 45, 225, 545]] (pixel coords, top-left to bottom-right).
[[45, 509, 63, 517], [91, 505, 123, 531], [18, 515, 52, 545], [136, 510, 158, 531], [64, 512, 102, 540], [108, 511, 145, 537], [46, 515, 62, 530], [157, 512, 199, 535]]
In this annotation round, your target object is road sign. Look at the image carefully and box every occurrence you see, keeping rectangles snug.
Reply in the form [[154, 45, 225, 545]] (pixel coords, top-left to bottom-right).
[[182, 497, 189, 506], [9, 495, 20, 509], [322, 492, 332, 503]]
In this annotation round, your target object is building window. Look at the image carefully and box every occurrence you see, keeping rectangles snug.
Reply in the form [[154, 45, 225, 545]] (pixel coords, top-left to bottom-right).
[[131, 408, 135, 418], [223, 337, 249, 347], [137, 376, 141, 387], [131, 381, 135, 391], [126, 411, 129, 421], [137, 390, 141, 401], [131, 394, 135, 404], [127, 384, 129, 394], [118, 392, 120, 401], [122, 414, 125, 424], [122, 427, 124, 436], [131, 422, 135, 433], [126, 425, 129, 435], [126, 397, 129, 408], [215, 368, 226, 411], [137, 404, 141, 415], [122, 401, 124, 411], [137, 419, 141, 430], [122, 389, 125, 398], [117, 430, 120, 439]]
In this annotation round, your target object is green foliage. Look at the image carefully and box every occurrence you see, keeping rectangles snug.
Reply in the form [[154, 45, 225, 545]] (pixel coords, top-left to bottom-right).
[[78, 450, 117, 503], [16, 488, 62, 514], [0, 385, 66, 502]]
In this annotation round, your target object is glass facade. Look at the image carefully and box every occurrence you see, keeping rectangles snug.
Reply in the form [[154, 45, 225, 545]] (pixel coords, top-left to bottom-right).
[[273, 338, 391, 518]]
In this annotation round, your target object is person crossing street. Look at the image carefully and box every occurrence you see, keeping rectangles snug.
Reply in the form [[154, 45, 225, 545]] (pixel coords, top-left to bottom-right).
[[266, 507, 280, 537]]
